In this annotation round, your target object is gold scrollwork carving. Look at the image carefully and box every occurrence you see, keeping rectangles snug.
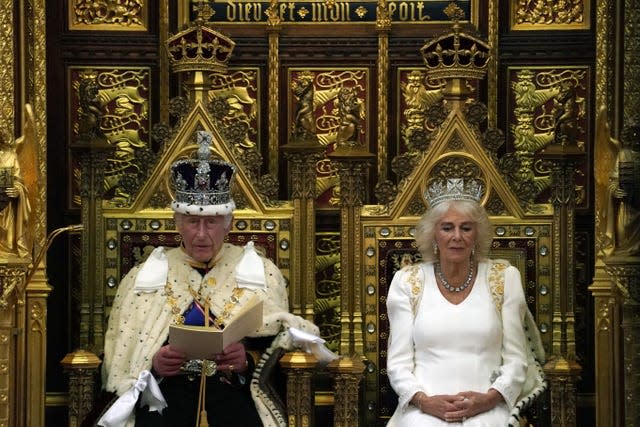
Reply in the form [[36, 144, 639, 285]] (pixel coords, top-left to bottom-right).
[[70, 0, 148, 31], [0, 265, 26, 309], [0, 2, 13, 145], [399, 69, 444, 151], [71, 68, 151, 207], [209, 70, 259, 154], [289, 69, 369, 207], [315, 234, 341, 351], [505, 67, 588, 208], [511, 0, 590, 30]]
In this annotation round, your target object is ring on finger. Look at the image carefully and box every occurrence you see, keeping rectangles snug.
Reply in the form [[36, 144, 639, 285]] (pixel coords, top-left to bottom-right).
[[229, 364, 234, 372]]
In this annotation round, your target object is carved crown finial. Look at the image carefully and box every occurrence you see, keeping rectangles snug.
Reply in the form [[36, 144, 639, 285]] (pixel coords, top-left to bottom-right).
[[419, 7, 490, 82], [166, 2, 235, 74], [194, 0, 215, 22]]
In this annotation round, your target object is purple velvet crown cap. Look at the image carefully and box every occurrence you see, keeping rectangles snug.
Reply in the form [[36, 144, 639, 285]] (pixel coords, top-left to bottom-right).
[[170, 131, 236, 216]]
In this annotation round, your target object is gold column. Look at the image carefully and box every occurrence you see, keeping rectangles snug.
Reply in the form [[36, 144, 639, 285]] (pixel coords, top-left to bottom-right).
[[542, 147, 583, 427], [266, 0, 282, 176], [22, 0, 50, 424], [487, 0, 498, 127], [591, 0, 621, 425], [159, 0, 170, 123], [279, 0, 322, 319], [280, 351, 319, 427], [328, 356, 365, 427], [25, 270, 49, 427], [608, 259, 640, 426], [591, 0, 640, 425], [61, 350, 102, 427], [0, 264, 28, 427], [74, 138, 113, 352], [375, 0, 390, 181], [0, 0, 14, 137], [280, 0, 322, 321], [589, 265, 624, 426], [327, 148, 373, 357], [617, 9, 640, 425], [282, 143, 324, 321]]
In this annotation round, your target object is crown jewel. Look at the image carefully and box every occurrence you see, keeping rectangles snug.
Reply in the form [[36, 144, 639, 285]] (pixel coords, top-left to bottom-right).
[[170, 131, 236, 216], [166, 7, 235, 74], [425, 178, 484, 207]]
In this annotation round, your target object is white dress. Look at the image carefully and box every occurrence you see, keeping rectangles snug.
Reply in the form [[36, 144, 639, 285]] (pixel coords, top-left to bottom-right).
[[386, 261, 528, 427]]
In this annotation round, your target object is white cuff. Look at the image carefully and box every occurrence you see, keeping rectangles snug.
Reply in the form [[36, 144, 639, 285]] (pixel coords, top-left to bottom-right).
[[289, 326, 339, 364], [97, 370, 167, 427]]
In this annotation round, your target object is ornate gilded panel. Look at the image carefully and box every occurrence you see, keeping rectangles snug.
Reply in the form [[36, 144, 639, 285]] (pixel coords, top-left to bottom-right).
[[288, 68, 370, 208], [510, 0, 591, 30], [179, 0, 478, 26], [0, 0, 13, 140], [207, 69, 261, 159], [506, 66, 591, 208], [396, 68, 445, 153], [395, 68, 486, 155], [68, 0, 149, 31], [68, 67, 151, 208]]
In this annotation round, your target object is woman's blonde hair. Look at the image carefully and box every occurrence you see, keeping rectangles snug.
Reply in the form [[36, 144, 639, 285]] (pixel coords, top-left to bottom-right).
[[414, 200, 492, 263]]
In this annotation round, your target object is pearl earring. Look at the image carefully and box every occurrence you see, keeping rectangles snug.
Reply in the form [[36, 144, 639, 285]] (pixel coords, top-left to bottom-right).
[[433, 243, 439, 255]]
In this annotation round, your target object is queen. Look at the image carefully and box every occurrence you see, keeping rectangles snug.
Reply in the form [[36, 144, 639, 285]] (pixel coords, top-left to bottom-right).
[[385, 177, 545, 427]]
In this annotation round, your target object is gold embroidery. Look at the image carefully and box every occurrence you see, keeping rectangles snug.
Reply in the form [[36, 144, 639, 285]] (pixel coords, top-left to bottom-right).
[[406, 265, 422, 315], [408, 261, 509, 315], [488, 261, 508, 312]]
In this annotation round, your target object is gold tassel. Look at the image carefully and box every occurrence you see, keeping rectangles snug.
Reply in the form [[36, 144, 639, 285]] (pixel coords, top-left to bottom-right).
[[199, 410, 209, 427], [204, 299, 210, 327], [195, 363, 209, 427], [196, 300, 211, 427]]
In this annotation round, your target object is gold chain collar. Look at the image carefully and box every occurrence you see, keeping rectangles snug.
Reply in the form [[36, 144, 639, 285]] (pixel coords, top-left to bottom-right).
[[164, 270, 246, 327]]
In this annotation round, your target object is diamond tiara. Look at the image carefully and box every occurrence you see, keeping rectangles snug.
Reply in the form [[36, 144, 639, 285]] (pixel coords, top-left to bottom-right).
[[424, 178, 484, 207]]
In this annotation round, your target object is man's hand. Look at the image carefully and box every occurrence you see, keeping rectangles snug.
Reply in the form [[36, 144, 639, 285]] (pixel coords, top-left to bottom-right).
[[215, 342, 249, 373], [152, 345, 186, 377]]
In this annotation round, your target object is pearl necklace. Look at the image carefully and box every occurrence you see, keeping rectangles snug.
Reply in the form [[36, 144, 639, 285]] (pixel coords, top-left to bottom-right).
[[435, 261, 475, 292]]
